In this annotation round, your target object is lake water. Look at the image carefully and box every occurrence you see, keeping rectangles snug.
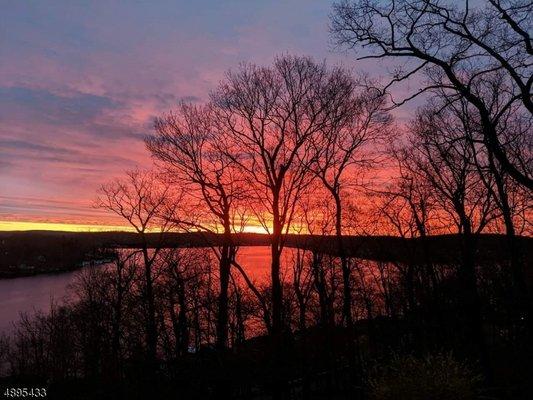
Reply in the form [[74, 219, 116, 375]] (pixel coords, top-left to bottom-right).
[[0, 269, 80, 334], [0, 246, 284, 335]]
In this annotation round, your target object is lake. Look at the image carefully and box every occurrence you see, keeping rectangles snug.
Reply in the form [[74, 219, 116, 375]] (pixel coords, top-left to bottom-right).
[[0, 246, 288, 335], [0, 268, 81, 334]]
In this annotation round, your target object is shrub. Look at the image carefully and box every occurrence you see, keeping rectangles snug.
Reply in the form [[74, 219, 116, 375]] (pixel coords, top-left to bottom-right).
[[368, 352, 482, 400]]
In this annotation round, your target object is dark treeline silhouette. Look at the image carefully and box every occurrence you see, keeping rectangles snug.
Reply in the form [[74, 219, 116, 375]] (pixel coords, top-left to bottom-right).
[[1, 1, 532, 398], [1, 230, 530, 266], [1, 232, 531, 398]]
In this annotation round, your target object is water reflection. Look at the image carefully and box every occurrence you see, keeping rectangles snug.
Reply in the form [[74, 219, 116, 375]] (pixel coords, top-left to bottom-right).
[[0, 246, 279, 335]]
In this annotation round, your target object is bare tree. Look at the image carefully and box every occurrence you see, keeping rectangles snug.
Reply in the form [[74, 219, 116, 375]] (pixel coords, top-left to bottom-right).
[[157, 248, 211, 357], [439, 93, 532, 332], [331, 0, 533, 189], [310, 80, 391, 328], [147, 103, 248, 350], [96, 169, 172, 365], [106, 250, 138, 377], [398, 101, 497, 376], [294, 190, 338, 327], [375, 163, 435, 239], [212, 55, 361, 336]]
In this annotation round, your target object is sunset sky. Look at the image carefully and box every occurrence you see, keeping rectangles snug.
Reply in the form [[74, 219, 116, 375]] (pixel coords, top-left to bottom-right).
[[0, 0, 418, 231]]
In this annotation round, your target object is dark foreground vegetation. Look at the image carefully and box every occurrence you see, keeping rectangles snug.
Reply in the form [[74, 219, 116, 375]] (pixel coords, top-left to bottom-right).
[[0, 233, 532, 399]]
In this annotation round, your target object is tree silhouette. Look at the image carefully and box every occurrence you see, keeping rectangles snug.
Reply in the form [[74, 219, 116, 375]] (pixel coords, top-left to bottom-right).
[[212, 55, 354, 335], [96, 169, 173, 366], [398, 100, 497, 377], [331, 0, 533, 190], [310, 79, 391, 328], [147, 103, 246, 350]]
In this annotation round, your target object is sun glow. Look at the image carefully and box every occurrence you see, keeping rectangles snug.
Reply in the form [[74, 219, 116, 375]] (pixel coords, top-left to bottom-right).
[[240, 224, 270, 234], [0, 220, 135, 232], [0, 220, 273, 234]]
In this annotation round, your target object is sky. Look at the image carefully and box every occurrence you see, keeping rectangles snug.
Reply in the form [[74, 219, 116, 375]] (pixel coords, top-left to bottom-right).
[[0, 0, 418, 231]]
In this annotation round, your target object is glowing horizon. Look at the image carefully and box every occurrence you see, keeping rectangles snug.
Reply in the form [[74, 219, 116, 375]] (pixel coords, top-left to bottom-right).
[[0, 220, 135, 233], [0, 220, 272, 234], [0, 1, 412, 229]]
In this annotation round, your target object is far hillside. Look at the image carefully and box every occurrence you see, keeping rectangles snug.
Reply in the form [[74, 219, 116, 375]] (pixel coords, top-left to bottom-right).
[[1, 230, 531, 279]]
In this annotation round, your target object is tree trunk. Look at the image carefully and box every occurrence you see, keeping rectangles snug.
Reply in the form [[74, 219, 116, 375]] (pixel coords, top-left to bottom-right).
[[457, 213, 492, 381], [311, 251, 331, 327], [141, 243, 158, 366], [234, 289, 246, 345], [110, 256, 124, 379], [177, 280, 189, 356], [216, 226, 232, 350], [271, 196, 284, 337], [488, 152, 530, 331], [333, 192, 353, 329]]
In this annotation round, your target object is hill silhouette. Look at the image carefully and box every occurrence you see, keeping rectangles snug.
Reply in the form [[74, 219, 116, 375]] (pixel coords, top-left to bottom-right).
[[1, 230, 531, 278]]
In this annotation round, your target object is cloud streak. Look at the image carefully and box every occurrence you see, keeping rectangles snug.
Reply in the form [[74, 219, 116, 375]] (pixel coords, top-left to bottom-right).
[[0, 0, 416, 229]]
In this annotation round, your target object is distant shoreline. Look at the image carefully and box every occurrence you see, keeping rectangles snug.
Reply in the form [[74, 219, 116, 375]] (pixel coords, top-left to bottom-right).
[[1, 230, 531, 280], [0, 258, 111, 280]]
